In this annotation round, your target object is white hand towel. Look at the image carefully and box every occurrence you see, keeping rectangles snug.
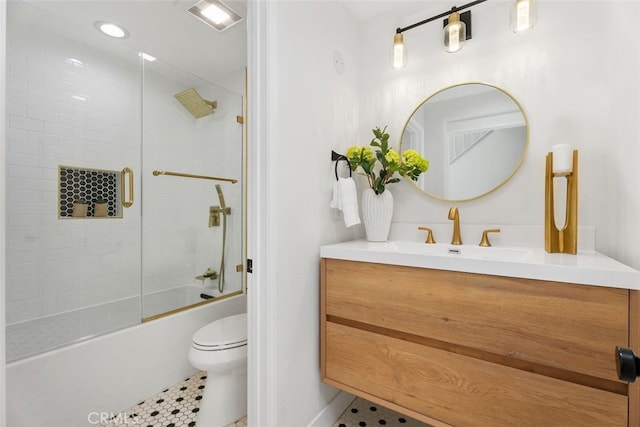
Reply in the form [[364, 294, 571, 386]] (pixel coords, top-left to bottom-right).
[[338, 177, 360, 227], [329, 179, 340, 209]]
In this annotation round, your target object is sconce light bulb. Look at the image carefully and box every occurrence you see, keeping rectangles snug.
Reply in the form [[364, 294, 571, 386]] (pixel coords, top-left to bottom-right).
[[392, 33, 406, 69], [448, 26, 460, 52], [511, 0, 536, 32], [444, 12, 466, 53]]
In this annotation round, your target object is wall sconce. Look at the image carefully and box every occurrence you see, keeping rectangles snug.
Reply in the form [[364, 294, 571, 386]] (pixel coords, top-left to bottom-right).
[[545, 144, 578, 254], [443, 10, 468, 53], [393, 33, 406, 69], [393, 0, 535, 68]]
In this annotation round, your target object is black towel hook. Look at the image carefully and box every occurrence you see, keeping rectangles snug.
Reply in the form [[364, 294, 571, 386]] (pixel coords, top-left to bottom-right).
[[331, 150, 352, 181]]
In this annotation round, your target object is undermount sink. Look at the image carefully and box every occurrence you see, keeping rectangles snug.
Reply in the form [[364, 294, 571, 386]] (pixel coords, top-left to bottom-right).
[[320, 239, 640, 289], [374, 241, 532, 261]]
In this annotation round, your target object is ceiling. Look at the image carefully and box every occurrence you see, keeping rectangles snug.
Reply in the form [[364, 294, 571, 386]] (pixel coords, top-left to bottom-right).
[[15, 0, 247, 84], [13, 0, 454, 85]]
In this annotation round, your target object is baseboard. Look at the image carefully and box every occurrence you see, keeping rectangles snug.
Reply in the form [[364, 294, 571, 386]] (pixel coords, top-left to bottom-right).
[[307, 390, 355, 427]]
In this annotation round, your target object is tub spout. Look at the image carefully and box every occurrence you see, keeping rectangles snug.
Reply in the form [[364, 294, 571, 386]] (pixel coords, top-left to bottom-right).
[[196, 268, 217, 282]]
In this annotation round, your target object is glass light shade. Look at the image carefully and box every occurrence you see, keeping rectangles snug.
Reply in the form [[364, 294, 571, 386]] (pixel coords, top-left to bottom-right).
[[510, 0, 536, 32], [392, 33, 406, 69], [444, 12, 466, 53]]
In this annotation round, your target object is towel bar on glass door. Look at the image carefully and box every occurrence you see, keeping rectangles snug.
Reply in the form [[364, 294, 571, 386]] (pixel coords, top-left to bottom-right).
[[152, 170, 238, 184], [331, 150, 352, 181]]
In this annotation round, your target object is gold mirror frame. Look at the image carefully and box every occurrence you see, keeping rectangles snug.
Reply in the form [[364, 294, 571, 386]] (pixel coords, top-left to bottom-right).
[[399, 82, 529, 202]]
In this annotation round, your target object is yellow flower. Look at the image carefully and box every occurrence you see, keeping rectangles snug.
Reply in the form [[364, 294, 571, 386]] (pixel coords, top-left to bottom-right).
[[346, 146, 374, 163], [345, 126, 428, 194], [385, 149, 401, 164], [402, 149, 429, 172]]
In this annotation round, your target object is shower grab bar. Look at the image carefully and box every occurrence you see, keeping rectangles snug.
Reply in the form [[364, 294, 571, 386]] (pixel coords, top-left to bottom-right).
[[152, 170, 238, 184], [121, 167, 134, 208]]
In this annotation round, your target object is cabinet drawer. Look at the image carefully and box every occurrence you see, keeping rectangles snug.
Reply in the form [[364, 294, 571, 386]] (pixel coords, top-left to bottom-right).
[[325, 322, 628, 427], [325, 259, 629, 381]]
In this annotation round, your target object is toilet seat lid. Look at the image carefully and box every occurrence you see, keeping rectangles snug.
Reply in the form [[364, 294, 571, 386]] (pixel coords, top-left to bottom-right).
[[192, 313, 247, 350]]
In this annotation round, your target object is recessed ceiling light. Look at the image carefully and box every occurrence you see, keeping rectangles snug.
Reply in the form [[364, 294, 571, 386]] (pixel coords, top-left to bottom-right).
[[202, 4, 230, 24], [95, 21, 129, 38], [188, 0, 242, 31], [138, 52, 157, 62]]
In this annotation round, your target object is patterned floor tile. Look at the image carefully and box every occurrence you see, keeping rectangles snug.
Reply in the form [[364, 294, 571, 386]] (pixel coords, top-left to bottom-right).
[[332, 398, 430, 427], [100, 371, 246, 427], [101, 373, 422, 427]]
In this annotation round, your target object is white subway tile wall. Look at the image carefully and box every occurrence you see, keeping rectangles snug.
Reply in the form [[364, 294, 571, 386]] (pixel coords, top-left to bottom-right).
[[6, 9, 141, 325], [6, 3, 244, 339], [141, 71, 244, 305]]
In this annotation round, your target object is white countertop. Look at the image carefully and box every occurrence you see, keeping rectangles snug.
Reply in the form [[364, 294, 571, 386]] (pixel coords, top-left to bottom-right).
[[320, 240, 640, 290]]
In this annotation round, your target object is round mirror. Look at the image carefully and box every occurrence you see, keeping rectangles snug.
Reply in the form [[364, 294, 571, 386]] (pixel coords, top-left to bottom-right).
[[399, 83, 528, 201]]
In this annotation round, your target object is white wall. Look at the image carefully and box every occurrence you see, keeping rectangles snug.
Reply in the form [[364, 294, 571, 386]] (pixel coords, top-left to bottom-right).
[[251, 1, 361, 425], [357, 1, 640, 269], [251, 2, 640, 426], [1, 0, 8, 424]]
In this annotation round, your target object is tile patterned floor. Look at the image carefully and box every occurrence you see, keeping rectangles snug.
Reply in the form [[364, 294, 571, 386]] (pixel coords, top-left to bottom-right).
[[100, 371, 246, 427], [100, 371, 420, 427], [332, 397, 429, 427]]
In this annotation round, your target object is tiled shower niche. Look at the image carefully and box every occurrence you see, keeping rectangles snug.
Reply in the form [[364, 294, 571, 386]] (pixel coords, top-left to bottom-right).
[[59, 166, 122, 218]]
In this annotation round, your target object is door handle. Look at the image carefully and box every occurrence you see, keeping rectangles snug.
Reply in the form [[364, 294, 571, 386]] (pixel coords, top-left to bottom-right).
[[121, 167, 134, 208], [615, 346, 640, 382]]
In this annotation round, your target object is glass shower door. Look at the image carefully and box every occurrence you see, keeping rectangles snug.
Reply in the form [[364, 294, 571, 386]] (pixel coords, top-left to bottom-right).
[[141, 60, 244, 320], [5, 0, 246, 361], [5, 0, 143, 361]]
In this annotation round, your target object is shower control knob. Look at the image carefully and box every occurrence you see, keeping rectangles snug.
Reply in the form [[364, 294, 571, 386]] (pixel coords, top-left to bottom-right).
[[615, 346, 640, 382]]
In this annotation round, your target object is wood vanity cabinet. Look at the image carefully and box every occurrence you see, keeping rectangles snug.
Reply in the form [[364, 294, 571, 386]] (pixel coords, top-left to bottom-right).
[[320, 258, 640, 427]]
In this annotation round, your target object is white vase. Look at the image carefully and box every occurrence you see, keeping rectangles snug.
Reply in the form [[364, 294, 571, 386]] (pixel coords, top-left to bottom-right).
[[361, 188, 394, 242]]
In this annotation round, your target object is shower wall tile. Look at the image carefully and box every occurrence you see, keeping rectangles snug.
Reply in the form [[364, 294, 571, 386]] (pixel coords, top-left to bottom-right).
[[10, 115, 44, 132], [6, 17, 142, 324], [7, 2, 244, 325], [141, 72, 244, 299]]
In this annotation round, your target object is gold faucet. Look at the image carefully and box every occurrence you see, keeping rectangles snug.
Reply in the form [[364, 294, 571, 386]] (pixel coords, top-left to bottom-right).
[[479, 228, 501, 247], [448, 207, 462, 245], [417, 226, 436, 244]]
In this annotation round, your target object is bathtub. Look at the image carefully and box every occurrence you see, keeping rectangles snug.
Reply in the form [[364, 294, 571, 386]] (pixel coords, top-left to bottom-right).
[[6, 293, 246, 427], [143, 283, 240, 319], [6, 284, 240, 362]]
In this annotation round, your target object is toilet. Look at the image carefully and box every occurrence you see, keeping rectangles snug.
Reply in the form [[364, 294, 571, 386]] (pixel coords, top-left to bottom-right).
[[188, 313, 247, 426]]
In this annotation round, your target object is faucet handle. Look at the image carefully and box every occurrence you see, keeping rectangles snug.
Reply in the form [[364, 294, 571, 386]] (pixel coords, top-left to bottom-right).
[[479, 228, 501, 247], [418, 226, 436, 244]]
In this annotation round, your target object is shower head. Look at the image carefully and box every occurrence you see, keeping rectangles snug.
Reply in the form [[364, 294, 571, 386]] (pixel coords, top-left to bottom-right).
[[174, 88, 217, 119], [215, 184, 227, 209]]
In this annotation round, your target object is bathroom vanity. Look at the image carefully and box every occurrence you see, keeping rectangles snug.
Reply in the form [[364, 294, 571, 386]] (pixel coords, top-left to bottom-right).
[[320, 241, 640, 426]]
